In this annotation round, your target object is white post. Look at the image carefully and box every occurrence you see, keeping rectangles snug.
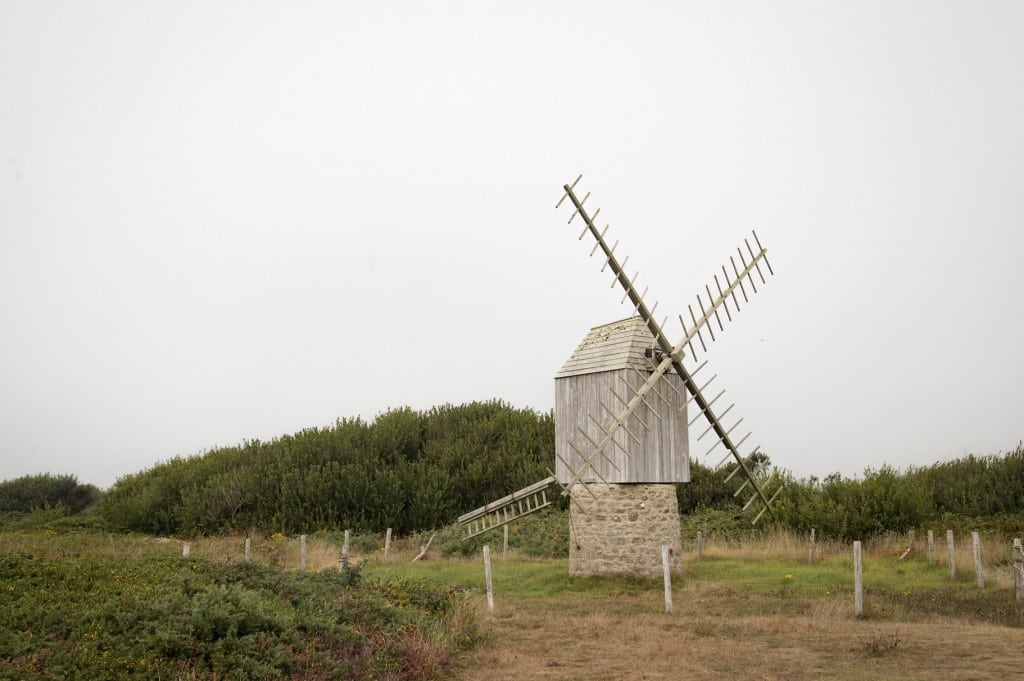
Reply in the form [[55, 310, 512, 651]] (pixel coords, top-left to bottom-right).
[[384, 528, 392, 562], [343, 530, 350, 564], [244, 537, 251, 563], [503, 525, 509, 560], [808, 528, 816, 565], [853, 541, 863, 617], [1013, 538, 1022, 601], [927, 530, 934, 566], [662, 545, 673, 614], [697, 531, 704, 561], [947, 530, 956, 579], [972, 531, 984, 588], [300, 534, 307, 571], [182, 542, 191, 558], [483, 546, 494, 612]]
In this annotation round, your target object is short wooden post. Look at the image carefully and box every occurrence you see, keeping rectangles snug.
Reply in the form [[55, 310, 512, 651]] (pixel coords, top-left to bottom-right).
[[908, 529, 915, 547], [971, 531, 984, 588], [927, 530, 935, 566], [300, 534, 307, 571], [808, 528, 816, 565], [502, 525, 509, 560], [947, 530, 956, 579], [244, 537, 251, 563], [853, 541, 863, 617], [342, 530, 350, 564], [384, 528, 392, 562], [483, 546, 494, 612], [1013, 538, 1022, 601], [697, 530, 704, 560], [182, 542, 191, 558], [662, 545, 674, 614]]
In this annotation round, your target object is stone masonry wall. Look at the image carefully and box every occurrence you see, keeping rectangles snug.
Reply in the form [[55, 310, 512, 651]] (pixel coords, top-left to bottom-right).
[[568, 483, 681, 578]]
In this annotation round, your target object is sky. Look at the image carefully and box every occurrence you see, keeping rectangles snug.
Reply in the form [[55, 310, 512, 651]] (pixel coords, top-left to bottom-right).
[[1, 1, 1022, 490]]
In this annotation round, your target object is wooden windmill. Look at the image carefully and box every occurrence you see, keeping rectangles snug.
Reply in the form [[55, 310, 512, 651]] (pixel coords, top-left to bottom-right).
[[459, 175, 782, 576]]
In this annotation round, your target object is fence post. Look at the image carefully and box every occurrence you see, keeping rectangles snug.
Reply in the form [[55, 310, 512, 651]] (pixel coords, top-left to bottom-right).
[[808, 528, 816, 565], [503, 525, 509, 560], [697, 530, 704, 560], [384, 528, 392, 562], [853, 541, 863, 618], [300, 534, 307, 571], [947, 530, 956, 579], [662, 545, 673, 614], [182, 542, 191, 558], [1014, 538, 1022, 601], [483, 546, 494, 612], [244, 538, 251, 563], [927, 530, 934, 566], [971, 531, 984, 588]]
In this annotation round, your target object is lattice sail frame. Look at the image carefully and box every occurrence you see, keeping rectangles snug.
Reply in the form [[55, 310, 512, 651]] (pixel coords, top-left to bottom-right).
[[555, 174, 783, 522]]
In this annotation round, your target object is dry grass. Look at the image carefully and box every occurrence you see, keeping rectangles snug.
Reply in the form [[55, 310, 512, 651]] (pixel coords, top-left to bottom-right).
[[447, 532, 1024, 681], [457, 597, 1024, 681], [178, 531, 429, 572]]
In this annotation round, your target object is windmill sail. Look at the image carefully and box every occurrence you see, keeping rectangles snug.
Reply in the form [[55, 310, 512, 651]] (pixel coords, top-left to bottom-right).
[[556, 176, 782, 521]]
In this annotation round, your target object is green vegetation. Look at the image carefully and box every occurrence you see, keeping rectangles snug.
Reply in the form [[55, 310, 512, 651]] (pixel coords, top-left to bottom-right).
[[5, 399, 1016, 542], [0, 526, 477, 680], [3, 511, 1021, 680], [98, 401, 554, 536], [681, 444, 1024, 541], [769, 445, 1024, 539], [0, 473, 102, 515]]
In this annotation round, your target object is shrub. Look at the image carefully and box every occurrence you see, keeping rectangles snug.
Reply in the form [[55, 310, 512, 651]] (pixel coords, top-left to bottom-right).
[[0, 531, 478, 680], [0, 473, 102, 514]]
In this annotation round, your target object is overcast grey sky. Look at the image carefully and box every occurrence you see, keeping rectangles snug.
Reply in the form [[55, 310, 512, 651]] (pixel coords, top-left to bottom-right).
[[2, 1, 1021, 489]]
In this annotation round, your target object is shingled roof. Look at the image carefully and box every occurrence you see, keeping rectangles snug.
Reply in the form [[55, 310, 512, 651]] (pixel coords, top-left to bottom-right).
[[555, 316, 665, 379]]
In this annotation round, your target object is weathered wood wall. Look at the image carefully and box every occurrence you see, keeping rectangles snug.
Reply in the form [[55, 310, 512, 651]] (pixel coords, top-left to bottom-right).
[[555, 367, 689, 484]]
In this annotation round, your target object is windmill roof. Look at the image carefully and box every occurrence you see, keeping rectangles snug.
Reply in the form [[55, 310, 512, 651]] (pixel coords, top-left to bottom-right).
[[555, 316, 665, 378]]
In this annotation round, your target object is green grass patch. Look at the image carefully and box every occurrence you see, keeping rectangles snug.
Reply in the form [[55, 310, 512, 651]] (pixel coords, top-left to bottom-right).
[[365, 555, 668, 603]]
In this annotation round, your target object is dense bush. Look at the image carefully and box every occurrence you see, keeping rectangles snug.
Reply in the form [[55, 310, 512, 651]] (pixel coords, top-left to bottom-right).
[[99, 401, 553, 536], [766, 444, 1024, 540], [92, 392, 1024, 542], [0, 532, 476, 680], [676, 460, 743, 514], [911, 446, 1024, 517], [0, 473, 102, 514], [772, 466, 929, 539]]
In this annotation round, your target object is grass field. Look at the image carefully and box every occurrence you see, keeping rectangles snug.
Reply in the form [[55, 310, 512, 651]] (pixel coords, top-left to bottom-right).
[[3, 522, 1022, 680], [365, 530, 1024, 680]]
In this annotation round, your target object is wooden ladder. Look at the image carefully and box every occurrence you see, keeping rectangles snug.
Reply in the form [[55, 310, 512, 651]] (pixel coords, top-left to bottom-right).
[[457, 476, 557, 540]]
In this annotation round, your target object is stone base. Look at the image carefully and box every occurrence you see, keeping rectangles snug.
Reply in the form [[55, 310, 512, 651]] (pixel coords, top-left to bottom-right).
[[568, 483, 681, 578]]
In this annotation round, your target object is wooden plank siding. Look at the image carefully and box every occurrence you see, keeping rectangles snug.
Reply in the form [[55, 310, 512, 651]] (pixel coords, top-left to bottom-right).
[[554, 317, 689, 484]]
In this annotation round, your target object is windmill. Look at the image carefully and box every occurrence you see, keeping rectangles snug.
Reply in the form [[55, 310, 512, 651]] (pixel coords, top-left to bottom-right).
[[458, 175, 782, 576]]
